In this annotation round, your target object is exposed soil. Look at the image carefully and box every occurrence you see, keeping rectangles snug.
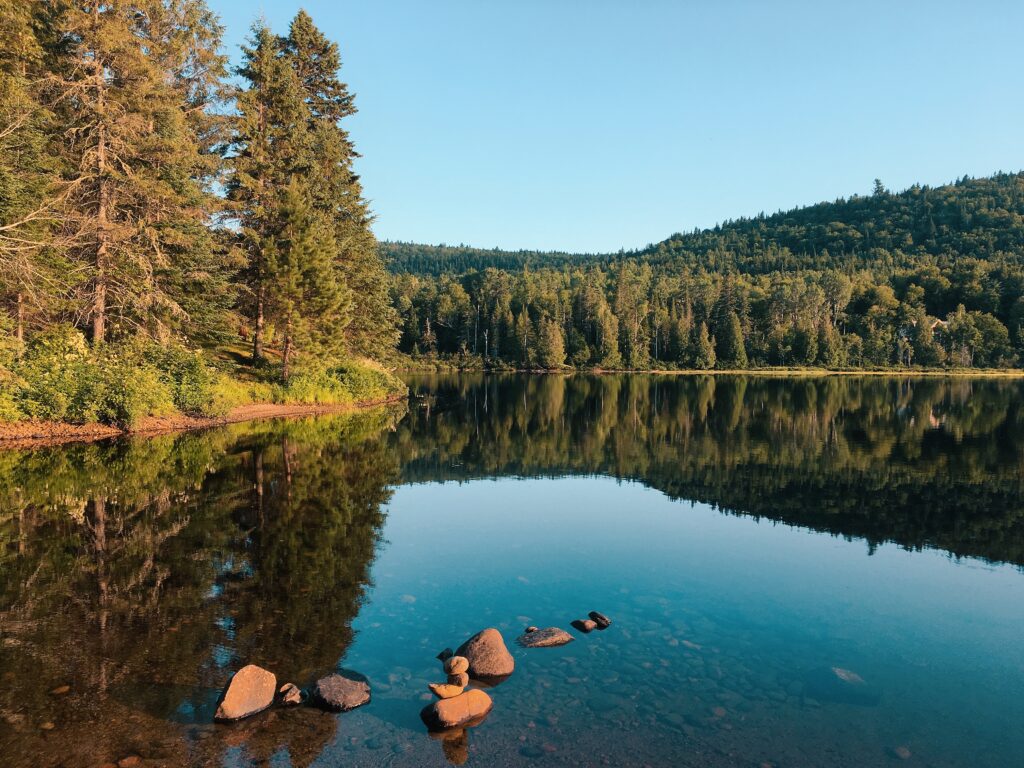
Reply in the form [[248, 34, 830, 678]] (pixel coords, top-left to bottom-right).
[[0, 397, 405, 451]]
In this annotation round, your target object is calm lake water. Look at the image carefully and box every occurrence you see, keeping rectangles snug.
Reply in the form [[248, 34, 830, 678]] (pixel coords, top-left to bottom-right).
[[2, 374, 1024, 767]]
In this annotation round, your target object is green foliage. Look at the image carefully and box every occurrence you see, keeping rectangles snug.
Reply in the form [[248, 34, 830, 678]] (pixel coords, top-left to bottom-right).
[[271, 360, 406, 405], [4, 328, 260, 426]]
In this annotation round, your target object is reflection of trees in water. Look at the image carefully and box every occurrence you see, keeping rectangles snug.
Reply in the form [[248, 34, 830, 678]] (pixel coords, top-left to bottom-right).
[[0, 405, 404, 767], [396, 374, 1024, 566]]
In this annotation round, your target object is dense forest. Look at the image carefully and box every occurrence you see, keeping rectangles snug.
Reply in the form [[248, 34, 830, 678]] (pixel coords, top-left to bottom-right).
[[389, 174, 1024, 370], [0, 2, 400, 426]]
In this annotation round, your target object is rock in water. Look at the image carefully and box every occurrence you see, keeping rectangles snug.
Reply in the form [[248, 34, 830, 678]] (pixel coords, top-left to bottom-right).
[[571, 619, 598, 633], [447, 672, 469, 687], [420, 689, 493, 730], [310, 672, 371, 712], [588, 611, 612, 629], [525, 626, 538, 633], [278, 682, 302, 706], [436, 648, 454, 662], [214, 664, 276, 722], [516, 627, 575, 648], [455, 629, 515, 679], [429, 683, 465, 699], [444, 655, 470, 675], [802, 666, 881, 706]]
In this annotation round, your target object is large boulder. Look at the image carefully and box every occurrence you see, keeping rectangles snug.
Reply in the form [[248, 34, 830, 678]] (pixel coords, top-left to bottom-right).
[[420, 689, 493, 730], [310, 672, 371, 712], [516, 627, 574, 648], [455, 628, 515, 679], [214, 664, 276, 722]]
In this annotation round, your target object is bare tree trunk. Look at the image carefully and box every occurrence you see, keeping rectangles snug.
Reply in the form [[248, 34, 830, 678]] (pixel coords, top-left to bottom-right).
[[15, 291, 24, 351], [282, 312, 292, 381], [252, 281, 265, 363], [91, 4, 108, 345]]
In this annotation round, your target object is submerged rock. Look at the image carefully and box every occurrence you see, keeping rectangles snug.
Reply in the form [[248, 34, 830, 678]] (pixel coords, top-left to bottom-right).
[[428, 683, 465, 699], [588, 611, 612, 629], [278, 682, 302, 706], [420, 689, 493, 730], [516, 627, 575, 648], [456, 629, 514, 679], [214, 664, 276, 722], [801, 666, 881, 706], [310, 672, 371, 712], [443, 655, 469, 675], [571, 619, 598, 633]]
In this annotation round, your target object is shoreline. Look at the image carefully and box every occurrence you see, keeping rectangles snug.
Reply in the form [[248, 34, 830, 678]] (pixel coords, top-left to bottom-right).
[[0, 396, 406, 451], [401, 365, 1024, 378]]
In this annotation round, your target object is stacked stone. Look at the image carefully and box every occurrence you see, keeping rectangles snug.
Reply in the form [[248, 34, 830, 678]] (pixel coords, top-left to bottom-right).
[[428, 655, 470, 699]]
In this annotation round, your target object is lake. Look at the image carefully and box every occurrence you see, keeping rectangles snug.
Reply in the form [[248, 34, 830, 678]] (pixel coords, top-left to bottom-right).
[[2, 373, 1023, 767]]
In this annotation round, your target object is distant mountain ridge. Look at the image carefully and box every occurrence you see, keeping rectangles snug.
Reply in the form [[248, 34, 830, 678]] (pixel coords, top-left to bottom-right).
[[383, 171, 1024, 275]]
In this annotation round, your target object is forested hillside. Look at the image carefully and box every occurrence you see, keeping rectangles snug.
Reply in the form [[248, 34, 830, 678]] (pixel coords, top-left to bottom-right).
[[0, 2, 401, 426], [390, 174, 1024, 369]]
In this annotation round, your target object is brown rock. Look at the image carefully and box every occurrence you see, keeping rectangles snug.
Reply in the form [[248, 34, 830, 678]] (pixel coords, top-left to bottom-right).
[[516, 627, 575, 648], [278, 682, 302, 706], [117, 758, 141, 768], [571, 619, 597, 633], [455, 629, 514, 679], [39, 721, 55, 730], [588, 611, 612, 629], [310, 672, 370, 712], [420, 689, 493, 730], [444, 655, 470, 675], [525, 626, 538, 633], [447, 672, 469, 687], [428, 683, 465, 699], [436, 648, 454, 662], [214, 664, 276, 722], [49, 684, 71, 695]]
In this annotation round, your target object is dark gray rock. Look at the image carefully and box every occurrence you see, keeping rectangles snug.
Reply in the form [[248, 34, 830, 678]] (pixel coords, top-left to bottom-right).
[[310, 672, 371, 712], [588, 611, 612, 629], [516, 627, 575, 648]]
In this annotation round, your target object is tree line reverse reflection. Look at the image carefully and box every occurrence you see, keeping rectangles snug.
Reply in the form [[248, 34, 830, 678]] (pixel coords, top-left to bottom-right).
[[395, 374, 1024, 567]]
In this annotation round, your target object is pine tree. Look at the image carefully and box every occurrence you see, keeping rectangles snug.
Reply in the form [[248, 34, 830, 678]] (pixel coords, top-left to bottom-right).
[[536, 317, 566, 368], [282, 11, 397, 358], [694, 322, 716, 370], [230, 22, 311, 363], [716, 310, 747, 368], [265, 178, 348, 380], [0, 0, 54, 347], [45, 0, 228, 344]]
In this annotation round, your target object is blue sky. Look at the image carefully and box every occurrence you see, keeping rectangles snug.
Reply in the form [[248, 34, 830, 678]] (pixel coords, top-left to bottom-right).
[[207, 0, 1024, 252]]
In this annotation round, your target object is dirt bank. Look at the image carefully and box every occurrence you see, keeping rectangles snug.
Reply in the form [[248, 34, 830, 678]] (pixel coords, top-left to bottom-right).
[[0, 397, 405, 451]]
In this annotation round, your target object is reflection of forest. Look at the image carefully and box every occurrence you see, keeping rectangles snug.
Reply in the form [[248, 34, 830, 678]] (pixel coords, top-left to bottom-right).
[[0, 405, 404, 768], [395, 374, 1024, 567]]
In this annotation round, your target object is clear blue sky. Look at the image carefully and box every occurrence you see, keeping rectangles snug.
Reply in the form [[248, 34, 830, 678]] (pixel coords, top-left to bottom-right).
[[207, 0, 1024, 252]]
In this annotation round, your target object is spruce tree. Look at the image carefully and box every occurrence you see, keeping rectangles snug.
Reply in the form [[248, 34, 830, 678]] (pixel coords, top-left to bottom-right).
[[282, 10, 397, 359], [716, 310, 747, 368], [44, 0, 228, 344], [265, 178, 348, 380], [694, 322, 716, 370]]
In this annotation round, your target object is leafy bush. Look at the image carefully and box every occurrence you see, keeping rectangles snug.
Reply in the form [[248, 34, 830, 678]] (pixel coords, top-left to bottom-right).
[[273, 360, 406, 405]]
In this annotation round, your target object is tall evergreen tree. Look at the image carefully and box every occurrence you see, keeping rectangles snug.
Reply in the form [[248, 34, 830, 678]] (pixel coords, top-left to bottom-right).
[[45, 0, 228, 344], [281, 10, 397, 358]]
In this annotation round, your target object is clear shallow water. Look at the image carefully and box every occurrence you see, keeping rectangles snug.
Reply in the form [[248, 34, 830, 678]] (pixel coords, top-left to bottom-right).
[[1, 374, 1024, 767]]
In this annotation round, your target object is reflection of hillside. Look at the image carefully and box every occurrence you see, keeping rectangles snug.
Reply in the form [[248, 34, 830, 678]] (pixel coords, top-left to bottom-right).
[[0, 405, 404, 768], [394, 374, 1024, 567]]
